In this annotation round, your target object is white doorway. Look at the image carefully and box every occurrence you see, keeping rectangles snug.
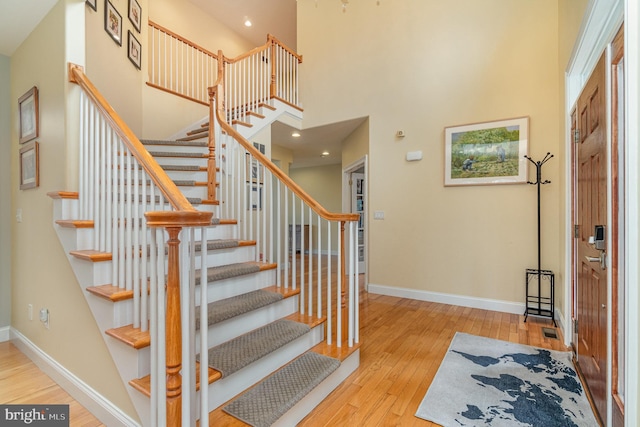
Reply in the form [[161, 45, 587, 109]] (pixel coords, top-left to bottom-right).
[[343, 156, 368, 289]]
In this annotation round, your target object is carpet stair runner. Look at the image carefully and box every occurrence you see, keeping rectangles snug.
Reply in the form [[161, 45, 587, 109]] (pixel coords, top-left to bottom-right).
[[223, 352, 340, 427]]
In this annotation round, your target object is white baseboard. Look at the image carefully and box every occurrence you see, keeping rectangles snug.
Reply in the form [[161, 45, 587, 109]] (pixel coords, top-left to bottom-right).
[[0, 326, 10, 342], [368, 284, 567, 334], [9, 328, 140, 427]]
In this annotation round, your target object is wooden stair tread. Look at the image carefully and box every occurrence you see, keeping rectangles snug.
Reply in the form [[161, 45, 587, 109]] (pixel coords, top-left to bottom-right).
[[130, 362, 220, 397], [246, 111, 265, 119], [69, 250, 112, 262], [47, 191, 79, 200], [55, 219, 94, 228], [311, 341, 361, 362], [285, 312, 327, 329], [106, 324, 150, 349], [177, 133, 208, 142], [231, 119, 252, 128], [259, 102, 276, 111], [263, 285, 300, 299], [86, 284, 134, 302]]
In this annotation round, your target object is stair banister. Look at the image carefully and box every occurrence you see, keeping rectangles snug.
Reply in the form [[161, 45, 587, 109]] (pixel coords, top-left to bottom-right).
[[208, 51, 360, 349], [69, 63, 212, 427]]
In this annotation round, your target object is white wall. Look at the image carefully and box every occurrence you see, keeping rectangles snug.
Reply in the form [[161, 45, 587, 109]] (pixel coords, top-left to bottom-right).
[[298, 0, 583, 317], [0, 54, 11, 332]]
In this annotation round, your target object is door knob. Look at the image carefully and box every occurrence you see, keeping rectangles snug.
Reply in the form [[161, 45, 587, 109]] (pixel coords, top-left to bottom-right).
[[585, 253, 607, 270]]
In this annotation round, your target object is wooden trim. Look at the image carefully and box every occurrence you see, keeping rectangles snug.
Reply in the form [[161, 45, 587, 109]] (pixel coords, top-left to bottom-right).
[[271, 95, 304, 112], [69, 250, 112, 262], [55, 220, 94, 229], [145, 82, 209, 106], [145, 210, 212, 228], [267, 34, 303, 63], [165, 227, 182, 427], [610, 23, 625, 426], [68, 63, 200, 214], [148, 20, 219, 60]]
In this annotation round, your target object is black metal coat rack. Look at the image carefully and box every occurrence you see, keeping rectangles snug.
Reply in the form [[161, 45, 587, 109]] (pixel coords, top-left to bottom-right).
[[524, 152, 556, 325]]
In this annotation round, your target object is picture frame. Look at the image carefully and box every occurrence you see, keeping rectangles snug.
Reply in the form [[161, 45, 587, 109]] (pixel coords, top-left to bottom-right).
[[104, 0, 122, 46], [18, 86, 39, 144], [20, 141, 39, 190], [128, 0, 142, 33], [246, 153, 263, 184], [86, 0, 97, 12], [127, 31, 141, 69], [444, 116, 529, 186], [247, 184, 263, 210]]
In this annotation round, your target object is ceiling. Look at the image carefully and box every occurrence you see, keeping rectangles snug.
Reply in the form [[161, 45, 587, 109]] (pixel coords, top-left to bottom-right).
[[189, 0, 297, 50], [0, 0, 58, 56], [1, 0, 361, 169]]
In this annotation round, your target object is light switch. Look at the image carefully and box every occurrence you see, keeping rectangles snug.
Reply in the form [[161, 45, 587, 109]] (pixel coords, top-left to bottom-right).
[[374, 211, 385, 220], [16, 208, 22, 223]]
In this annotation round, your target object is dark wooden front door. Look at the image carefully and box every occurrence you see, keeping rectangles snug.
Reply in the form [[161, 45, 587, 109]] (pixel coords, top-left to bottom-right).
[[574, 52, 608, 423]]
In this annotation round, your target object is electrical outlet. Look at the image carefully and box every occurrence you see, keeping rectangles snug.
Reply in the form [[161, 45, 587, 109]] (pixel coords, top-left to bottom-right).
[[16, 208, 22, 223], [39, 308, 50, 329], [373, 211, 385, 220], [28, 304, 33, 321]]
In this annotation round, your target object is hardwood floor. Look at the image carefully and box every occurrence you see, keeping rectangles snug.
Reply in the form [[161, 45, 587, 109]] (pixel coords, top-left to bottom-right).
[[1, 280, 569, 427], [296, 285, 569, 426], [0, 341, 104, 426]]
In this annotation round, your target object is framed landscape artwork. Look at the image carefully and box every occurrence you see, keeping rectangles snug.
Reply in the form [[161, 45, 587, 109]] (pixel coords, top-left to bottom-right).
[[444, 117, 529, 186]]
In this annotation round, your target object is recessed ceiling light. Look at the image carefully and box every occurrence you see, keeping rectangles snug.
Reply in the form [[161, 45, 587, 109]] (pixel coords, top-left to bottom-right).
[[244, 19, 252, 27], [291, 132, 301, 138], [321, 151, 330, 157]]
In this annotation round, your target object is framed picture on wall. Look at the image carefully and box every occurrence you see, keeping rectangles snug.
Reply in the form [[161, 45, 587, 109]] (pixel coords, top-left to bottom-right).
[[444, 116, 529, 186], [86, 0, 97, 12], [18, 86, 39, 144], [104, 0, 122, 46], [128, 0, 142, 33], [128, 31, 141, 69], [19, 141, 39, 190]]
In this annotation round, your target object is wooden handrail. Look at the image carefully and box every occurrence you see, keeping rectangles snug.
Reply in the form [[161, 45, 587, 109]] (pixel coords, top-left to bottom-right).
[[209, 59, 357, 223], [68, 63, 199, 213], [222, 34, 303, 65], [149, 20, 219, 60]]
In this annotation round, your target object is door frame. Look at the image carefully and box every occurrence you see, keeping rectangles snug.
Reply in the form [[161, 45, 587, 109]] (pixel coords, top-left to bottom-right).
[[566, 1, 640, 426], [343, 155, 368, 291]]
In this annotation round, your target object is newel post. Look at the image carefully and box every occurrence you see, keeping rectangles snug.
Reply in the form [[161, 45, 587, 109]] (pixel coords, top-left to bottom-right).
[[207, 86, 217, 202], [269, 37, 277, 99], [145, 210, 213, 427], [165, 226, 183, 426]]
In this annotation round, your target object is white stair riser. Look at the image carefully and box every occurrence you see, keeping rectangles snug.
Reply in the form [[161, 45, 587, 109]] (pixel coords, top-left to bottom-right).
[[194, 295, 299, 350], [86, 296, 134, 330], [53, 226, 93, 255], [190, 245, 256, 269], [69, 258, 112, 288], [162, 171, 207, 182], [154, 157, 208, 167], [203, 325, 325, 410], [52, 198, 79, 221], [197, 269, 277, 304], [143, 145, 207, 154], [174, 186, 208, 199]]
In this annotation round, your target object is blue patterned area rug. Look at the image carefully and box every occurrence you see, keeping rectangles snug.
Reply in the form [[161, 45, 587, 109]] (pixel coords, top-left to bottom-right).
[[415, 332, 598, 427]]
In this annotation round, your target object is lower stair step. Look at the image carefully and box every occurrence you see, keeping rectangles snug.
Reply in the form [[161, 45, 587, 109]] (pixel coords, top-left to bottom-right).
[[204, 319, 310, 378], [222, 352, 340, 427], [195, 289, 283, 328]]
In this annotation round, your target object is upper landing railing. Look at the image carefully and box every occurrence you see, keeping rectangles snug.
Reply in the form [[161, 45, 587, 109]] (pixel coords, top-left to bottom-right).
[[148, 20, 303, 118]]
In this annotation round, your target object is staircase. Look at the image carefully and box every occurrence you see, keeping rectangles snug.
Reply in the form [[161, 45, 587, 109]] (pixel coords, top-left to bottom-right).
[[51, 59, 360, 426]]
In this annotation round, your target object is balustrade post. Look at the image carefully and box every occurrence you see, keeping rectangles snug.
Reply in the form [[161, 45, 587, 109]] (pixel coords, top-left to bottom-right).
[[340, 221, 348, 345], [269, 38, 277, 99], [165, 225, 183, 427]]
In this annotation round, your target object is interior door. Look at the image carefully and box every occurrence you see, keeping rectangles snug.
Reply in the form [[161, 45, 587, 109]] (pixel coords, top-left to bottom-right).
[[351, 172, 365, 273], [574, 53, 608, 423]]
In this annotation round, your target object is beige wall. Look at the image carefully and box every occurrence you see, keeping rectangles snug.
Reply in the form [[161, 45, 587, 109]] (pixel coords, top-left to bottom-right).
[[342, 119, 369, 169], [10, 0, 137, 421], [1, 54, 10, 329], [142, 0, 256, 140], [290, 164, 343, 253], [298, 0, 585, 317]]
